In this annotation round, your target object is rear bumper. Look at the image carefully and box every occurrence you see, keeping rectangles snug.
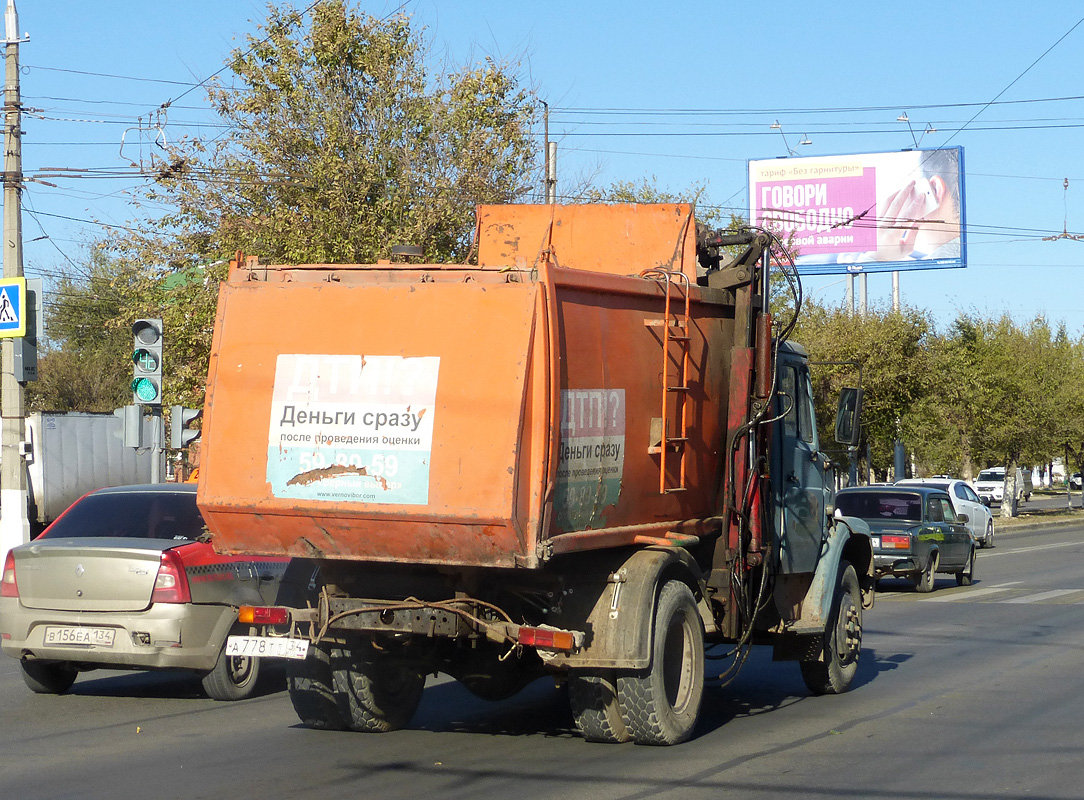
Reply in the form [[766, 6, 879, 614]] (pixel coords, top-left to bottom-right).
[[874, 554, 919, 577], [0, 597, 234, 672]]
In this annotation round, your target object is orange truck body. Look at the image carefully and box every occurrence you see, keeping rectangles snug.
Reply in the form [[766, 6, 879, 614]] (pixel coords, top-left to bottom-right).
[[195, 203, 873, 745], [199, 203, 743, 568]]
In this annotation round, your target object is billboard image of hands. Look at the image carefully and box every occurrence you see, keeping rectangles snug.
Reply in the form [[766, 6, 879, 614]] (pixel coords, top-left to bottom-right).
[[748, 147, 965, 275]]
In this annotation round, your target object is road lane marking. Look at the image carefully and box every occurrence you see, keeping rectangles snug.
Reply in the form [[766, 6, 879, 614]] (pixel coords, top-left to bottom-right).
[[1000, 589, 1081, 604], [980, 541, 1084, 558], [923, 586, 1018, 602]]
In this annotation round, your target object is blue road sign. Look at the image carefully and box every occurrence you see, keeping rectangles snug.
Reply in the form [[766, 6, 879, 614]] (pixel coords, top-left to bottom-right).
[[0, 277, 26, 338]]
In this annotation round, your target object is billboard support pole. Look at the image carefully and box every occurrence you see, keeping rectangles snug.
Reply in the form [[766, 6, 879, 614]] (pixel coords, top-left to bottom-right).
[[859, 273, 868, 317], [892, 271, 900, 311], [846, 275, 854, 314]]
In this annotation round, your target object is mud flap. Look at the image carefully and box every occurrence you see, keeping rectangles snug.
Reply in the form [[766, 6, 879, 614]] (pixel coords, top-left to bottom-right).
[[791, 518, 873, 634], [545, 547, 707, 670]]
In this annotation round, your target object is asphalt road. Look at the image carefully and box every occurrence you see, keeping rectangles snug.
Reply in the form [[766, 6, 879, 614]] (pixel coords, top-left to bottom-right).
[[3, 522, 1084, 800]]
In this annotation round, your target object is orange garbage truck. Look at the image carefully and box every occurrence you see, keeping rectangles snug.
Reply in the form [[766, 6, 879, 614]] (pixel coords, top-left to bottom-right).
[[198, 203, 873, 745]]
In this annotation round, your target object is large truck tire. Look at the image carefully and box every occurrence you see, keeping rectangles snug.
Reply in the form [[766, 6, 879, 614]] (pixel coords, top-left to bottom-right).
[[800, 561, 862, 696], [568, 670, 631, 743], [617, 580, 704, 746], [333, 642, 425, 733], [287, 640, 348, 730], [21, 660, 78, 695]]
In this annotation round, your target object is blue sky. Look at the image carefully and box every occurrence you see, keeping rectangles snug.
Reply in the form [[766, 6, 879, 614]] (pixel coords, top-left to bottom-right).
[[14, 1, 1084, 336]]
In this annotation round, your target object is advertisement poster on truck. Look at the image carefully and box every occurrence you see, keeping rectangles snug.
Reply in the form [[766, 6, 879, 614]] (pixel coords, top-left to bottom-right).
[[554, 388, 625, 530], [267, 354, 439, 505], [748, 147, 965, 275]]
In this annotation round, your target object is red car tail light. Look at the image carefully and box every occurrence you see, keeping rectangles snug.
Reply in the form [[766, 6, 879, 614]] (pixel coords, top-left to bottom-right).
[[881, 534, 912, 550], [1, 551, 17, 598], [151, 550, 192, 604]]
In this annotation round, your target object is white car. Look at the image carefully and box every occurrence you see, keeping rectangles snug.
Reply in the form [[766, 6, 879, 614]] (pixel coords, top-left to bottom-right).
[[975, 467, 1031, 505], [896, 478, 995, 548]]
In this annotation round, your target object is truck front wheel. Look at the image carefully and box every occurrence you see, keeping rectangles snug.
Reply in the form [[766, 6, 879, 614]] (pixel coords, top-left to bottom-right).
[[617, 580, 704, 745], [287, 640, 347, 730], [333, 642, 425, 733], [800, 561, 862, 695], [568, 670, 631, 743]]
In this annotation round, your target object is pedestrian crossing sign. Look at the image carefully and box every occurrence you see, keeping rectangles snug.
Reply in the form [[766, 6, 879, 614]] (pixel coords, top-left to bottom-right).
[[0, 277, 26, 338]]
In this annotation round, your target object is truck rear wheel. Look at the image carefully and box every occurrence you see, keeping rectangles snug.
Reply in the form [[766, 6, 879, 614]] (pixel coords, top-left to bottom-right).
[[333, 642, 425, 733], [800, 561, 861, 695], [287, 640, 347, 730], [568, 670, 631, 743], [617, 580, 704, 746]]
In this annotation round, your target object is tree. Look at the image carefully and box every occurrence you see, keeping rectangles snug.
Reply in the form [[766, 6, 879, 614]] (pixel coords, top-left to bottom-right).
[[105, 1, 541, 403], [794, 301, 934, 480], [24, 250, 155, 412]]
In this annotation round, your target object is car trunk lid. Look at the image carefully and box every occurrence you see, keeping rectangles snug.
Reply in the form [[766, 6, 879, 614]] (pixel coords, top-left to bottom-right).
[[13, 538, 179, 612]]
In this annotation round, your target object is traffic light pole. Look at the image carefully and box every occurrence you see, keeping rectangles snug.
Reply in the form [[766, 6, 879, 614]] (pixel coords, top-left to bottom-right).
[[151, 407, 162, 484], [0, 1, 28, 566]]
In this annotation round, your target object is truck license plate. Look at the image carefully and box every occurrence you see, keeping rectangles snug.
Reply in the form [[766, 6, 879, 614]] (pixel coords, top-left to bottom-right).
[[44, 626, 115, 647], [226, 635, 309, 660]]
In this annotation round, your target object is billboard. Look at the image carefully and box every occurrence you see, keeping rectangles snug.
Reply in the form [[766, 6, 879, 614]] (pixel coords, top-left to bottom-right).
[[748, 147, 965, 275]]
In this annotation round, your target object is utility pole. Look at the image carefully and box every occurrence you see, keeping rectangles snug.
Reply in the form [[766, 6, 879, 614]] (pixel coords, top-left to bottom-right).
[[0, 0, 27, 566], [543, 103, 557, 204]]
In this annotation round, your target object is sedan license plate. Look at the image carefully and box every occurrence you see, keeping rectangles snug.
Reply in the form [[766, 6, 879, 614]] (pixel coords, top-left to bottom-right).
[[44, 626, 115, 647], [870, 536, 881, 549], [226, 635, 309, 660]]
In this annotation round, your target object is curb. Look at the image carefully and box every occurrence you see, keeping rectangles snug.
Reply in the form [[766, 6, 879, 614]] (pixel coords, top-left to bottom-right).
[[995, 515, 1084, 534]]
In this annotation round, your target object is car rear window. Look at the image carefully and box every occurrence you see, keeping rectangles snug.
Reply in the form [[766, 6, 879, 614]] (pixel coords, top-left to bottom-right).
[[836, 492, 922, 522], [39, 492, 206, 541]]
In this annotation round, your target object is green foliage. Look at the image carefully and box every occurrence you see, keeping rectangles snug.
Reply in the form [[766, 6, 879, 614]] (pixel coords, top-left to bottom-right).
[[112, 1, 539, 270], [582, 176, 734, 227], [88, 0, 540, 410], [793, 300, 933, 476], [25, 249, 157, 412]]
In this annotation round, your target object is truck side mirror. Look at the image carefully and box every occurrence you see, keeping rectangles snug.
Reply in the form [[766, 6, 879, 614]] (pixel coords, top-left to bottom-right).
[[834, 387, 863, 447]]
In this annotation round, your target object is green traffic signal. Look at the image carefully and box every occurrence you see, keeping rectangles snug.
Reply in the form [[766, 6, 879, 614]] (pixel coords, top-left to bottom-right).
[[131, 376, 160, 403], [131, 318, 163, 406]]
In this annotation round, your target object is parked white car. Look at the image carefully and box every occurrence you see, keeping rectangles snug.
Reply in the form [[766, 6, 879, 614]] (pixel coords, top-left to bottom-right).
[[896, 478, 995, 548]]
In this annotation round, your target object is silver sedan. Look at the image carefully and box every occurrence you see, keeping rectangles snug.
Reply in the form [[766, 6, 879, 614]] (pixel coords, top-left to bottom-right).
[[0, 484, 291, 700]]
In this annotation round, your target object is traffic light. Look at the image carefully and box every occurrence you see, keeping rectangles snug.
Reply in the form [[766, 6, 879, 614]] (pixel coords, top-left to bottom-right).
[[114, 404, 144, 448], [170, 405, 202, 449], [131, 318, 163, 405]]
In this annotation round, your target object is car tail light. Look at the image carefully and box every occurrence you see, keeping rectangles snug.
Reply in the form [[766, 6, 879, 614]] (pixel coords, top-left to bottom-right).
[[151, 550, 192, 604], [881, 534, 912, 550], [1, 551, 17, 598], [239, 605, 289, 625]]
